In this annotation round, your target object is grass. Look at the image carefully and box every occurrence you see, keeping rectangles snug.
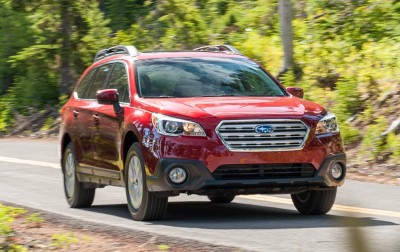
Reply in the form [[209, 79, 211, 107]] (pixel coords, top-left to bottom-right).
[[50, 232, 79, 249], [26, 213, 43, 226]]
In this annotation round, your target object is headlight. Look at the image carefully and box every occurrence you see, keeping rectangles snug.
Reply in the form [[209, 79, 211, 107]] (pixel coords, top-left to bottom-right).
[[152, 114, 206, 137], [316, 112, 339, 135]]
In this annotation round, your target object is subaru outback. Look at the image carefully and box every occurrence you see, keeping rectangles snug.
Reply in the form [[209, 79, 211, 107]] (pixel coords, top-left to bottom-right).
[[60, 45, 346, 221]]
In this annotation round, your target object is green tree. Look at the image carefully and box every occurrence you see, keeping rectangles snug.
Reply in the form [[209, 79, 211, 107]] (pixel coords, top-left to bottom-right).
[[100, 0, 149, 32], [114, 0, 209, 50], [0, 0, 34, 94], [7, 0, 112, 110]]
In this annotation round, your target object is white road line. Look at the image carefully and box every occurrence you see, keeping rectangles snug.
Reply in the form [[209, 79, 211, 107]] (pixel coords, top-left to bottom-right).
[[240, 195, 400, 218], [0, 156, 60, 169]]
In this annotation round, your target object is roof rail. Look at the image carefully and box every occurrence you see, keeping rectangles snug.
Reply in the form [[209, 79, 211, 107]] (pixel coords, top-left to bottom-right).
[[94, 45, 139, 62], [193, 45, 241, 55]]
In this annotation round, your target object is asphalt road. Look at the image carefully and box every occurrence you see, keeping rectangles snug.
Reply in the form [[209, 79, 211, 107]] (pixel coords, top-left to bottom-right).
[[0, 139, 399, 251]]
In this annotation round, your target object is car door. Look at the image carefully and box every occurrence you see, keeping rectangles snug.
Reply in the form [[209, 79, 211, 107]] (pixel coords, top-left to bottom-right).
[[81, 63, 114, 168], [91, 62, 130, 171], [69, 68, 97, 167]]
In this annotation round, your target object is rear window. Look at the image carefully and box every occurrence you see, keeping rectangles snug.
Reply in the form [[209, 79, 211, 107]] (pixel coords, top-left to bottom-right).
[[135, 57, 286, 98], [75, 68, 96, 99]]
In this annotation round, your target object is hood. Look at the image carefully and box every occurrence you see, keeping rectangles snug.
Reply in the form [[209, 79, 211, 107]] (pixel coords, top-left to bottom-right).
[[136, 96, 326, 121]]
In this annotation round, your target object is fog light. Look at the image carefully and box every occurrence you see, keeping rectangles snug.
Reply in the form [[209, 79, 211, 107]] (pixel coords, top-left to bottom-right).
[[168, 167, 187, 184], [330, 163, 343, 180]]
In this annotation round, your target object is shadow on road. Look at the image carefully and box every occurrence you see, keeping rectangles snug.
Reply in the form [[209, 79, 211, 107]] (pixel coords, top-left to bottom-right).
[[85, 201, 397, 230]]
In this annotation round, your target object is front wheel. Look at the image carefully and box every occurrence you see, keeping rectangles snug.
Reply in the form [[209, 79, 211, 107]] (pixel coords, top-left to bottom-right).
[[291, 188, 337, 215], [62, 143, 95, 208], [125, 143, 168, 221]]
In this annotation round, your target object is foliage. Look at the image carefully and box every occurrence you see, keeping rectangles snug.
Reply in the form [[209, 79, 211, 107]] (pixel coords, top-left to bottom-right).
[[117, 0, 210, 50], [10, 50, 59, 111], [1, 205, 87, 251], [0, 204, 28, 251], [75, 1, 113, 66], [101, 0, 149, 32], [158, 244, 170, 251], [0, 0, 34, 95], [1, 0, 112, 109], [0, 0, 399, 161], [386, 133, 400, 163], [361, 116, 388, 160], [0, 93, 15, 132], [339, 122, 361, 145], [40, 117, 55, 131], [26, 213, 43, 225], [51, 233, 79, 249]]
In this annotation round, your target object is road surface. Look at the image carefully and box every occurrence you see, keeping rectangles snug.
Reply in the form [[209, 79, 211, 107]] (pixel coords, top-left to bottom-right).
[[0, 139, 399, 251]]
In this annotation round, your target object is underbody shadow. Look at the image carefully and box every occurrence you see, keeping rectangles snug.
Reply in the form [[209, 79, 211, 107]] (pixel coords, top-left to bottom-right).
[[83, 201, 397, 230]]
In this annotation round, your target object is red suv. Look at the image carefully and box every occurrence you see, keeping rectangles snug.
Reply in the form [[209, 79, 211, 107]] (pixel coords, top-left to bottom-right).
[[60, 45, 346, 221]]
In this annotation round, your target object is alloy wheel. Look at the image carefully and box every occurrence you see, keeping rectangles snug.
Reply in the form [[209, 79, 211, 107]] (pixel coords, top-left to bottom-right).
[[64, 151, 75, 198], [128, 156, 143, 209]]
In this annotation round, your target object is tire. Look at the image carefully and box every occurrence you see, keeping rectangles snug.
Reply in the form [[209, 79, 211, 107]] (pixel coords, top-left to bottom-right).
[[291, 188, 337, 215], [62, 142, 95, 208], [207, 194, 235, 204], [125, 143, 168, 221]]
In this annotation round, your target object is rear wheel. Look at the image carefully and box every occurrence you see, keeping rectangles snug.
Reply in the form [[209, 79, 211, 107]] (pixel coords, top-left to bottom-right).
[[291, 188, 337, 215], [207, 194, 235, 204], [63, 143, 95, 208], [125, 143, 168, 221]]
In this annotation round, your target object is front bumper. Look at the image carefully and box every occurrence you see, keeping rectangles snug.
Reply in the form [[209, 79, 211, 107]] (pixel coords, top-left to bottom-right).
[[146, 153, 346, 196]]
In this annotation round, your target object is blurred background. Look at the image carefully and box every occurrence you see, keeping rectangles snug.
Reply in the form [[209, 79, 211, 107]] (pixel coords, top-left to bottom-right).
[[0, 0, 399, 168]]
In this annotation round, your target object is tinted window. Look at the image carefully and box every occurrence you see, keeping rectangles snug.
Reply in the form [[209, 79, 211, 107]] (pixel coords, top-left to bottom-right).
[[75, 68, 96, 99], [87, 63, 113, 99], [135, 57, 286, 98], [108, 63, 129, 103]]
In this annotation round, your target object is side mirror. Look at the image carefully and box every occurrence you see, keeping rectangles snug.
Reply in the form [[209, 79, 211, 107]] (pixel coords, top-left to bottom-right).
[[96, 89, 123, 114], [286, 87, 304, 99]]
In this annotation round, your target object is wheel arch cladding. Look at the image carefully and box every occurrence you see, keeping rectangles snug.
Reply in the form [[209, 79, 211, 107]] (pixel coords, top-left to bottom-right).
[[123, 131, 139, 167], [61, 133, 72, 172]]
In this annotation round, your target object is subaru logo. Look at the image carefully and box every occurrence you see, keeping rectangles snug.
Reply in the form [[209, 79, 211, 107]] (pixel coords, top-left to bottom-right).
[[255, 125, 275, 134]]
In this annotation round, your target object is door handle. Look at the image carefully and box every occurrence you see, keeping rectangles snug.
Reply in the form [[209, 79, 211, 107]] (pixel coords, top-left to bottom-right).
[[93, 114, 100, 125], [73, 110, 79, 118]]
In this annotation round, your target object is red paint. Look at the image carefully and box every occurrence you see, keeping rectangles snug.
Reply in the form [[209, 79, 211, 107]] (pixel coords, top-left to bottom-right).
[[96, 89, 119, 104], [286, 87, 304, 99]]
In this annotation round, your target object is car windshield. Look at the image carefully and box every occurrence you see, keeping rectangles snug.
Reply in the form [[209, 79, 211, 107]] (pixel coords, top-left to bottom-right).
[[135, 57, 287, 98]]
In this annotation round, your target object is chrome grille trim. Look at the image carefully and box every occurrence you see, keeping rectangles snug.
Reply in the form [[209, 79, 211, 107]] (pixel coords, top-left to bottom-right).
[[216, 119, 310, 152]]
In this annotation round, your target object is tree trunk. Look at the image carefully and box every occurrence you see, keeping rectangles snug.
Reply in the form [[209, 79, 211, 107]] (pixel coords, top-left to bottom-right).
[[278, 0, 294, 78], [60, 0, 72, 95]]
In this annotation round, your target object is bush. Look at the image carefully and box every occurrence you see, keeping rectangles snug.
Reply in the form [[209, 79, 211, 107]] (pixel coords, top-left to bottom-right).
[[361, 116, 388, 160], [0, 204, 27, 251], [340, 122, 361, 145], [386, 133, 400, 164], [0, 94, 14, 133]]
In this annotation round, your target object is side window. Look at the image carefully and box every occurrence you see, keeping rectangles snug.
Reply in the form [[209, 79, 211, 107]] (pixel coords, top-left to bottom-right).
[[86, 63, 113, 99], [108, 62, 130, 103], [75, 68, 96, 99]]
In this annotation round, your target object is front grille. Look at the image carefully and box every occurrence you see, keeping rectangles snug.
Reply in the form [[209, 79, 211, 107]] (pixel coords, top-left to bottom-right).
[[216, 119, 309, 151], [213, 163, 316, 180]]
